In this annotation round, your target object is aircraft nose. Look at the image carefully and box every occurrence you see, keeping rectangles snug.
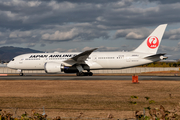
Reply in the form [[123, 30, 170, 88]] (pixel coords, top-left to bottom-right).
[[7, 62, 13, 68], [7, 62, 11, 68]]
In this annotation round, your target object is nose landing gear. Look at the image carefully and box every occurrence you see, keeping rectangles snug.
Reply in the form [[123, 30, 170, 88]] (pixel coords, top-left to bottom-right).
[[19, 73, 24, 76], [18, 69, 24, 76]]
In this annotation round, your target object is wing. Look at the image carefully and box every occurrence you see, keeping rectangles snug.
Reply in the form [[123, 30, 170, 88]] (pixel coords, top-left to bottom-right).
[[62, 48, 98, 66]]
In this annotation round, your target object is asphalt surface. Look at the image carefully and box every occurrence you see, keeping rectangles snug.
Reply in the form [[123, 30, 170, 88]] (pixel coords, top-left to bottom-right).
[[0, 74, 180, 80]]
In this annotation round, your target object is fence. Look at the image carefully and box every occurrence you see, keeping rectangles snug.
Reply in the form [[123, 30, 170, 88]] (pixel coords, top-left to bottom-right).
[[0, 66, 179, 74]]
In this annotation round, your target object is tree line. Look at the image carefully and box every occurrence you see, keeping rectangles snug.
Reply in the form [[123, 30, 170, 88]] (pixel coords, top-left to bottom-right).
[[140, 61, 180, 67]]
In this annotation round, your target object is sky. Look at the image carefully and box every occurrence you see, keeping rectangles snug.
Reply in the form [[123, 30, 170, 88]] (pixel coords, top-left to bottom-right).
[[1, 0, 180, 59]]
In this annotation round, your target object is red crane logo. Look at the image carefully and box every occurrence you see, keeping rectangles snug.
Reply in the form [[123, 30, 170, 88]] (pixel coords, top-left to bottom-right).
[[147, 36, 159, 49]]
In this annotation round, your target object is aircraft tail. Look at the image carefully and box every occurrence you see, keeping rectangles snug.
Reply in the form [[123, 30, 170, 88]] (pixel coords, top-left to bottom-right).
[[133, 24, 167, 54]]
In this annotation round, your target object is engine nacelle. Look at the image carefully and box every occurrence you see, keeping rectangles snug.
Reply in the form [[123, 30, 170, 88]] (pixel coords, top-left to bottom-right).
[[44, 62, 63, 74], [44, 62, 90, 74]]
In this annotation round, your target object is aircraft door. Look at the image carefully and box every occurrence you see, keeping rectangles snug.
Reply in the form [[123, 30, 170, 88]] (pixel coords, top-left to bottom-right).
[[126, 55, 131, 62], [92, 55, 97, 62]]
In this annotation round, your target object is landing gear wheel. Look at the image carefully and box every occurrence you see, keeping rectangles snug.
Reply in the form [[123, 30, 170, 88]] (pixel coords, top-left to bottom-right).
[[80, 72, 84, 76], [19, 73, 24, 76], [76, 72, 80, 76], [76, 72, 84, 76], [84, 72, 89, 76], [76, 72, 93, 76], [88, 72, 93, 76]]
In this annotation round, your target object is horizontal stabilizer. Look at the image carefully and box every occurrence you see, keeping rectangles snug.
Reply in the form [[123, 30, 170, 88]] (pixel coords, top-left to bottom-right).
[[144, 53, 166, 59]]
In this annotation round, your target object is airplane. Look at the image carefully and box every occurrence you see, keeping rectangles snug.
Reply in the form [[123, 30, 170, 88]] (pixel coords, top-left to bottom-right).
[[7, 24, 167, 76]]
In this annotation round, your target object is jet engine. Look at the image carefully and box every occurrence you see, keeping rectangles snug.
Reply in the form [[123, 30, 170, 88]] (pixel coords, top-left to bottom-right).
[[44, 62, 81, 74], [44, 62, 63, 73]]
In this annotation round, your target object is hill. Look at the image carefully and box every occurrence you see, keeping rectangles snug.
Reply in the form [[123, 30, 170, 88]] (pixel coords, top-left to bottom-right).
[[0, 46, 42, 62]]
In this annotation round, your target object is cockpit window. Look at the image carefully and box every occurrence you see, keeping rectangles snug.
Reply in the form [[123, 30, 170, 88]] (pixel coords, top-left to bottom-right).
[[11, 59, 14, 61]]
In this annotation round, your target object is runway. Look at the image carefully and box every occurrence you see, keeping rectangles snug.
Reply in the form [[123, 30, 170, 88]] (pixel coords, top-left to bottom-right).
[[0, 74, 180, 80]]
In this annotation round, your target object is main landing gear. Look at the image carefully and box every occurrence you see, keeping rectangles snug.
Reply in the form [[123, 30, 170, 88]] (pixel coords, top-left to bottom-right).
[[76, 65, 93, 76], [76, 72, 93, 76]]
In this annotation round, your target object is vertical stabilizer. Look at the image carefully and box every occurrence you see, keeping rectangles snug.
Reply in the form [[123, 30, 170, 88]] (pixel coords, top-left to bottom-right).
[[133, 24, 167, 54]]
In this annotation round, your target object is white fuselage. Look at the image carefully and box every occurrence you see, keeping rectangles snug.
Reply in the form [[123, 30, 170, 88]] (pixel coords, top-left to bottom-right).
[[7, 51, 157, 71]]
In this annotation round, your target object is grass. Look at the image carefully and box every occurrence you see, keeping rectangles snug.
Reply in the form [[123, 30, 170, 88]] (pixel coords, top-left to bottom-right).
[[0, 80, 180, 119]]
